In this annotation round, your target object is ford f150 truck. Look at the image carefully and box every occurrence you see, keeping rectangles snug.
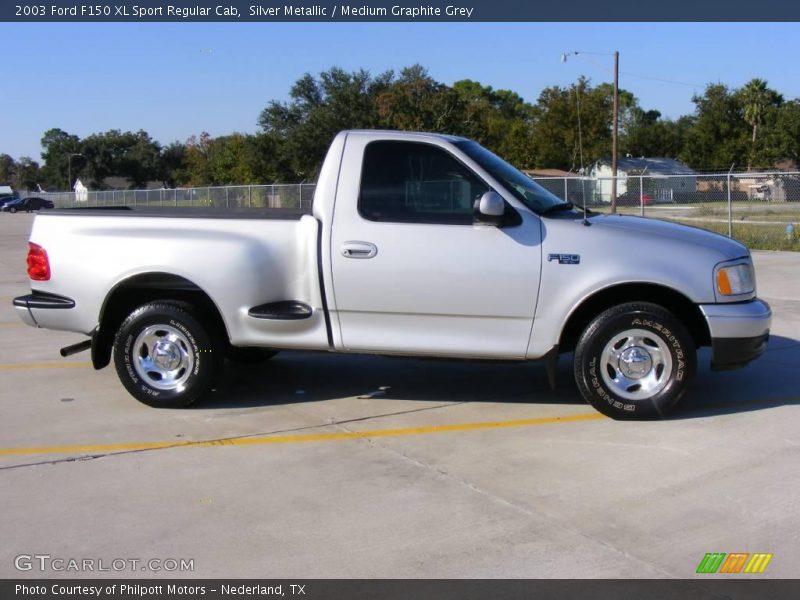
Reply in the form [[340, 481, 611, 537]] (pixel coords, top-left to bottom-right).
[[13, 130, 771, 418]]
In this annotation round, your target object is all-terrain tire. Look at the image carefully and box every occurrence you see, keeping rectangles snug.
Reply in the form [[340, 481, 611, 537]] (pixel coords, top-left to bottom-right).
[[113, 302, 221, 408], [573, 302, 696, 419]]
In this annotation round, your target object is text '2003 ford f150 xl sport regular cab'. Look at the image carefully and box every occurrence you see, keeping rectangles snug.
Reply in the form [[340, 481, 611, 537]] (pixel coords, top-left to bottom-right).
[[14, 130, 772, 419]]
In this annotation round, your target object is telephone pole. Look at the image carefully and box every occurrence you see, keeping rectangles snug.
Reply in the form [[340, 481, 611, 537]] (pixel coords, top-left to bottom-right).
[[611, 51, 619, 214]]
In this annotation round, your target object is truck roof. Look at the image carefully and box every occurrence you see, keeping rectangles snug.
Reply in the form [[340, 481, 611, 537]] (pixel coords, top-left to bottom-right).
[[342, 129, 469, 143]]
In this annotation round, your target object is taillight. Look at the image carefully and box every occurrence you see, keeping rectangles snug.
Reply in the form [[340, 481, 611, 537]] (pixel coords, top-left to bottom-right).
[[27, 242, 50, 281]]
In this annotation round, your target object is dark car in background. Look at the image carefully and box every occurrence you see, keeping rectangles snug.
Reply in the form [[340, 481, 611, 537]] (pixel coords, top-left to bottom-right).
[[0, 195, 20, 209], [1, 197, 54, 213]]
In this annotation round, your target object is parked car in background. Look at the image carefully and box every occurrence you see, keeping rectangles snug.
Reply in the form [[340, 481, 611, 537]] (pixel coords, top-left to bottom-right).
[[2, 197, 54, 213], [616, 191, 654, 206], [0, 195, 20, 209]]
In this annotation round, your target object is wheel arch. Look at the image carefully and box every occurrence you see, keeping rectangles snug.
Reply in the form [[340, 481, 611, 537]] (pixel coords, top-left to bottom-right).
[[93, 272, 230, 370], [558, 282, 710, 354]]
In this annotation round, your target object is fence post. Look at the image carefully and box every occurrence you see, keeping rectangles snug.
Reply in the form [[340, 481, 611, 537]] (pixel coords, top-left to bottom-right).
[[226, 187, 229, 208], [640, 175, 644, 217], [248, 185, 252, 208], [727, 164, 735, 238], [563, 178, 568, 202]]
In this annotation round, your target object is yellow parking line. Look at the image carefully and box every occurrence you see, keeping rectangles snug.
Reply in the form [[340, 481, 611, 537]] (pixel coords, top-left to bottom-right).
[[0, 412, 605, 457], [0, 362, 92, 370]]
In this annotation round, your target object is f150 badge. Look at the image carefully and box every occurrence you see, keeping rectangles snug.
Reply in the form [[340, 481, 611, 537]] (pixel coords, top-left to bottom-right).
[[548, 253, 581, 265]]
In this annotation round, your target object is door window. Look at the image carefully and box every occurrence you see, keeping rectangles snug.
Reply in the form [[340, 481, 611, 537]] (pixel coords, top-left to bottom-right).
[[358, 141, 489, 224]]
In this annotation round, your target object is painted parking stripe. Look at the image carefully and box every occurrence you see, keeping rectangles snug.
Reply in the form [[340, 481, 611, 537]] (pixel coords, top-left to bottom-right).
[[0, 413, 605, 457]]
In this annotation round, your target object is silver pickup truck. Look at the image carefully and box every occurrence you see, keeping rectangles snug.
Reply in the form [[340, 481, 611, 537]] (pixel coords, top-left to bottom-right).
[[13, 130, 771, 419]]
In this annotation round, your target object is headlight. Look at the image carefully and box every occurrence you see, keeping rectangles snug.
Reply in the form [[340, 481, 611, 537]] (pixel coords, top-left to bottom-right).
[[716, 262, 755, 296]]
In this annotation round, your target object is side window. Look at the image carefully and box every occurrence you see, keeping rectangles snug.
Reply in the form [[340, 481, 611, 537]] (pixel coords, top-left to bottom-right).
[[359, 141, 489, 224]]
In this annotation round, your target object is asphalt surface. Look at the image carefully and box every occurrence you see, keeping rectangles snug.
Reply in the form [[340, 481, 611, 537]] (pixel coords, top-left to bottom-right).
[[0, 213, 798, 579]]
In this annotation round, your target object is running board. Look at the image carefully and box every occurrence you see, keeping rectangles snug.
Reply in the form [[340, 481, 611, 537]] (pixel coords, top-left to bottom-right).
[[248, 301, 313, 320]]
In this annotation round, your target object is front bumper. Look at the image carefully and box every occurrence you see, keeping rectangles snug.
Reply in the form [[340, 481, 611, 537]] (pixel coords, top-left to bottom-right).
[[699, 298, 771, 370]]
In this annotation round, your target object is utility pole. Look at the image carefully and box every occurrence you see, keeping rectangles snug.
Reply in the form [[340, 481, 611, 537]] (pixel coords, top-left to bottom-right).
[[67, 153, 82, 193], [610, 50, 619, 214], [561, 50, 621, 213]]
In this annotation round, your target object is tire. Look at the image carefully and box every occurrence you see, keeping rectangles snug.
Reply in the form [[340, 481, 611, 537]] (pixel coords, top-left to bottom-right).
[[9, 207, 16, 213], [573, 302, 696, 419], [113, 302, 221, 408], [226, 346, 279, 363]]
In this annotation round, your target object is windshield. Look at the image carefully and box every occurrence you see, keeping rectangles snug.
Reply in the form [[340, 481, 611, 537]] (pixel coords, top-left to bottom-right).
[[454, 140, 567, 214]]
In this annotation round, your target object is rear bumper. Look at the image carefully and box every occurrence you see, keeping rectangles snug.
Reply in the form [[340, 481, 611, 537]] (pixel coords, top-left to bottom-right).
[[699, 299, 772, 371], [13, 291, 75, 327]]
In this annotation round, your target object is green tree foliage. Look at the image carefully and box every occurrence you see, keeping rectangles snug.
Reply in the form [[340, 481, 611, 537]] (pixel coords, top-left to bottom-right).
[[529, 78, 636, 171], [0, 154, 15, 184], [258, 67, 393, 180], [39, 128, 81, 189], [680, 84, 750, 170], [81, 129, 161, 188], [12, 157, 41, 190], [376, 65, 464, 133], [0, 154, 41, 190], [738, 79, 783, 169], [23, 67, 800, 191]]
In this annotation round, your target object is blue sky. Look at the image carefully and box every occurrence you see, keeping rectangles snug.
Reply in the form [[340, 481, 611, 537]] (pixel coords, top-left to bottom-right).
[[2, 22, 799, 160]]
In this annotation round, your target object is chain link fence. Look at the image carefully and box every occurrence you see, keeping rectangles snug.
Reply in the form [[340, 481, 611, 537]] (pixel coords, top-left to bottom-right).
[[24, 183, 317, 212], [22, 172, 800, 250], [532, 171, 800, 251]]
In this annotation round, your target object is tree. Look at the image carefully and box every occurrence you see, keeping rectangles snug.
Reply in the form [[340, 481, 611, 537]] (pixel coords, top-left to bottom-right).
[[680, 84, 749, 171], [376, 65, 465, 133], [80, 129, 161, 188], [11, 157, 41, 190], [259, 67, 393, 180], [39, 128, 81, 190], [452, 79, 537, 167], [738, 79, 783, 169], [530, 78, 636, 171], [0, 154, 14, 183]]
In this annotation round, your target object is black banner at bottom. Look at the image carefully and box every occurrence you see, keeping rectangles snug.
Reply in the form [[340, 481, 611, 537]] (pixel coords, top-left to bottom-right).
[[3, 580, 800, 600]]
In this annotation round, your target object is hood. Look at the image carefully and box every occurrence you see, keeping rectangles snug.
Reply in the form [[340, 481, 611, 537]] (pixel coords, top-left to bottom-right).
[[585, 213, 748, 259]]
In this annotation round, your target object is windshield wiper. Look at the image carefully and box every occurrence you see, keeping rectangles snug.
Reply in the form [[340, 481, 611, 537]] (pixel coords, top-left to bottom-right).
[[540, 201, 574, 215]]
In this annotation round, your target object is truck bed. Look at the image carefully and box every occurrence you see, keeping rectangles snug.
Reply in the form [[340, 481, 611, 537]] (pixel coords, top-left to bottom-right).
[[46, 206, 310, 219]]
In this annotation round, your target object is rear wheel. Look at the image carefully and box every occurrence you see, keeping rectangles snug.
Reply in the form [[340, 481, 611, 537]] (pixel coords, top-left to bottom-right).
[[113, 302, 221, 408], [573, 302, 696, 419]]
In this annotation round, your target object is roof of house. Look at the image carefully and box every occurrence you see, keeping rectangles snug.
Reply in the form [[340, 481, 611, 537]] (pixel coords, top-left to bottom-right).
[[523, 169, 578, 178], [594, 157, 696, 176]]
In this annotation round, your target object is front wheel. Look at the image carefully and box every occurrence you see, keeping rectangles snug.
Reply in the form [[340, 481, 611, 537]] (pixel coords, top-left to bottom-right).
[[9, 207, 16, 213], [113, 302, 221, 408], [573, 302, 696, 419]]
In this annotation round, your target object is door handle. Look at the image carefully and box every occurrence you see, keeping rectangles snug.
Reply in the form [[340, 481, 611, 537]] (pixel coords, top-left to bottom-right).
[[341, 241, 378, 259]]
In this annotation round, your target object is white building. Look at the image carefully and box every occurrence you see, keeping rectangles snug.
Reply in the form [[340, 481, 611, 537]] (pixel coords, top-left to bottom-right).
[[73, 178, 88, 203], [589, 157, 697, 203]]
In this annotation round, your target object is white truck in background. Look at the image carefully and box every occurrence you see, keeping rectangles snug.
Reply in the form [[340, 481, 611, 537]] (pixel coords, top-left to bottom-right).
[[14, 130, 771, 419]]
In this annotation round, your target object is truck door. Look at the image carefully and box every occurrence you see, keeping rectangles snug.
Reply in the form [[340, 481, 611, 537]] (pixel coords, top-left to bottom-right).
[[330, 137, 542, 358]]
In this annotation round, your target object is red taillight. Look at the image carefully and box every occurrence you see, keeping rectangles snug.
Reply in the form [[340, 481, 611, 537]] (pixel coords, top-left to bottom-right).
[[27, 242, 50, 281]]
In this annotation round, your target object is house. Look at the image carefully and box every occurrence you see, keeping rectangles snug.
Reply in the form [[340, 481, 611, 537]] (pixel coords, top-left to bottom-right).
[[589, 157, 697, 203], [73, 178, 88, 202]]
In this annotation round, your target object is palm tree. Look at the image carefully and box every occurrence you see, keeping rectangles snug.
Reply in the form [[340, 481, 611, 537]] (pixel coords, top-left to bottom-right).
[[740, 79, 782, 170]]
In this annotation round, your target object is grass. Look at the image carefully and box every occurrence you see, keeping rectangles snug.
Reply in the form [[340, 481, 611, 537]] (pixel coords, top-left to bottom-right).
[[664, 219, 800, 251]]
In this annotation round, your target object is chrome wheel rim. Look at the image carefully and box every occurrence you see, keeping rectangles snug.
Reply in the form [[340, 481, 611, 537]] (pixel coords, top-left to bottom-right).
[[600, 328, 672, 401], [132, 324, 194, 392]]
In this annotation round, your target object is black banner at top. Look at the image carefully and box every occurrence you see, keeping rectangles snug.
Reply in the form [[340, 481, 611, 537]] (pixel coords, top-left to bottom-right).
[[4, 0, 800, 22]]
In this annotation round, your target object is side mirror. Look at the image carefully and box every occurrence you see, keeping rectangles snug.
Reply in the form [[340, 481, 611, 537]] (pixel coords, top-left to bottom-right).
[[475, 191, 505, 225]]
